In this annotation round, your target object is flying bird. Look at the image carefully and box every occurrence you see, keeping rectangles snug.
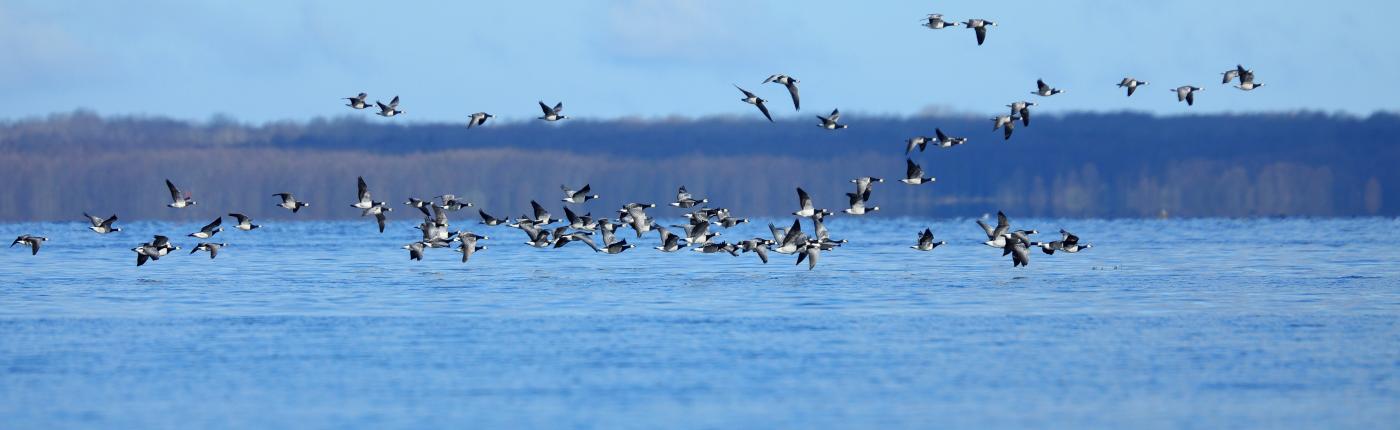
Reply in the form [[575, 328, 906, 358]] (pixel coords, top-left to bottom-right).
[[84, 213, 121, 234], [538, 101, 568, 121], [762, 74, 801, 110], [191, 242, 226, 259], [816, 109, 847, 130], [467, 112, 494, 128], [1032, 79, 1064, 97], [10, 235, 47, 255], [992, 115, 1020, 140], [912, 229, 945, 251], [962, 19, 996, 45], [1008, 101, 1036, 127], [188, 217, 223, 239], [229, 213, 260, 231], [921, 13, 959, 29], [165, 179, 196, 208], [1174, 86, 1202, 106], [273, 193, 309, 213], [1117, 77, 1148, 97], [900, 159, 935, 185], [376, 96, 403, 117], [735, 85, 773, 122], [561, 184, 600, 204], [346, 92, 370, 109]]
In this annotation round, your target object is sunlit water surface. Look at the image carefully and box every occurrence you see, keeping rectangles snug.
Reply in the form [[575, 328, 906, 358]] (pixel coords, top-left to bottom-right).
[[1, 218, 1397, 428]]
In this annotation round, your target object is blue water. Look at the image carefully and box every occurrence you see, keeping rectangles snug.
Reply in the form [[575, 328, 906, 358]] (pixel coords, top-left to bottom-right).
[[1, 217, 1398, 428]]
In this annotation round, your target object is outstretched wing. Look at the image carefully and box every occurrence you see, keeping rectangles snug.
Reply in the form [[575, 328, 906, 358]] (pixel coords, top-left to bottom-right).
[[165, 179, 181, 202]]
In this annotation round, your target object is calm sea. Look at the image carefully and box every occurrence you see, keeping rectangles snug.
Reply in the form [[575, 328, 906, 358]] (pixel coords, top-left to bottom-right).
[[2, 217, 1397, 428]]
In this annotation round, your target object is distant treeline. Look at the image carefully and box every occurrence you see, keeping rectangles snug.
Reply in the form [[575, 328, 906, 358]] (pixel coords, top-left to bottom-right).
[[1, 110, 1396, 221]]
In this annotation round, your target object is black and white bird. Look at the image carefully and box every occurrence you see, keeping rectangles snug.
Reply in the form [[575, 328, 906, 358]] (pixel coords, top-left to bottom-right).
[[900, 159, 935, 185], [274, 193, 309, 213], [932, 128, 967, 148], [738, 238, 772, 263], [456, 233, 487, 263], [977, 211, 1037, 248], [1008, 101, 1036, 127], [1117, 77, 1148, 97], [529, 200, 556, 225], [670, 186, 708, 208], [132, 235, 178, 266], [561, 184, 600, 204], [992, 115, 1020, 140], [792, 188, 832, 218], [346, 92, 371, 109], [403, 241, 427, 261], [1234, 65, 1264, 91], [229, 213, 260, 231], [478, 209, 507, 226], [843, 188, 879, 215], [851, 176, 884, 197], [351, 176, 378, 210], [816, 109, 848, 130], [962, 18, 996, 45], [10, 235, 46, 255], [1221, 64, 1248, 85], [794, 239, 822, 270], [601, 239, 635, 254], [1174, 86, 1202, 106], [363, 202, 392, 233], [188, 217, 223, 239], [1004, 235, 1032, 267], [654, 228, 685, 252], [437, 194, 472, 211], [84, 213, 121, 234], [165, 179, 196, 208], [1033, 229, 1092, 254], [1033, 79, 1064, 97], [912, 228, 945, 251], [735, 85, 773, 122], [467, 112, 494, 128], [905, 135, 932, 154], [376, 96, 403, 117], [762, 74, 801, 110], [921, 13, 959, 29], [191, 242, 226, 259], [538, 101, 568, 121]]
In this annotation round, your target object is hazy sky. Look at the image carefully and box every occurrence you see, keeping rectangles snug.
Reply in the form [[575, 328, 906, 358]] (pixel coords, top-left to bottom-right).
[[2, 1, 1395, 123]]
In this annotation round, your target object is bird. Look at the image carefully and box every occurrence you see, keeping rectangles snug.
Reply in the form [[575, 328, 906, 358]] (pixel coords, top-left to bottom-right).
[[1221, 65, 1247, 85], [538, 101, 568, 121], [654, 228, 685, 252], [623, 204, 656, 238], [900, 159, 935, 185], [273, 193, 309, 213], [437, 194, 472, 211], [376, 96, 403, 117], [962, 18, 996, 45], [792, 188, 831, 218], [561, 184, 600, 204], [737, 238, 772, 263], [363, 202, 392, 233], [563, 207, 599, 231], [977, 211, 1037, 248], [794, 239, 822, 270], [735, 85, 773, 122], [1174, 86, 1202, 106], [992, 115, 1019, 140], [693, 241, 739, 256], [1033, 229, 1092, 254], [191, 242, 226, 259], [346, 92, 371, 109], [1235, 66, 1264, 91], [1033, 79, 1064, 97], [403, 241, 427, 261], [670, 186, 708, 208], [456, 233, 487, 263], [478, 209, 506, 226], [351, 176, 377, 210], [466, 112, 494, 128], [404, 198, 433, 217], [816, 109, 848, 130], [905, 135, 931, 154], [83, 213, 121, 234], [762, 74, 800, 110], [1117, 77, 1148, 97], [601, 239, 635, 254], [851, 176, 884, 197], [552, 228, 601, 252], [132, 235, 178, 266], [1008, 101, 1036, 127], [1004, 235, 1032, 267], [843, 188, 879, 215], [10, 235, 46, 255], [932, 128, 967, 148], [529, 200, 556, 225], [165, 179, 196, 208], [912, 228, 945, 251], [921, 13, 959, 29], [770, 219, 807, 255], [228, 213, 260, 231], [188, 217, 223, 239]]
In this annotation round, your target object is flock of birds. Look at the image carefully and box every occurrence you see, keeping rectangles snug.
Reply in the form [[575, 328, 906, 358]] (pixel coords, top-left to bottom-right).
[[11, 11, 1267, 269]]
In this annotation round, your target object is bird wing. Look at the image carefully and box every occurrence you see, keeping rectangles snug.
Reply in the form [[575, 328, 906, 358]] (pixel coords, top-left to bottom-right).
[[553, 102, 564, 113], [165, 179, 181, 202], [357, 177, 370, 202], [756, 99, 773, 122], [375, 212, 387, 233], [84, 212, 102, 226], [389, 96, 399, 108], [906, 159, 921, 178], [532, 200, 549, 220], [785, 82, 801, 110], [152, 235, 170, 248], [578, 184, 591, 195], [796, 188, 812, 211], [202, 217, 222, 232], [538, 101, 552, 115], [102, 214, 119, 227], [828, 109, 840, 122], [1037, 79, 1049, 93], [974, 26, 987, 45], [935, 128, 948, 141], [754, 245, 769, 264], [735, 84, 756, 98], [995, 211, 1010, 236]]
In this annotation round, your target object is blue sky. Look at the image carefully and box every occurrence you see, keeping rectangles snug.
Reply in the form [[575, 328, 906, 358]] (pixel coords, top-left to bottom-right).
[[2, 0, 1395, 123]]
